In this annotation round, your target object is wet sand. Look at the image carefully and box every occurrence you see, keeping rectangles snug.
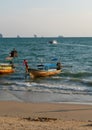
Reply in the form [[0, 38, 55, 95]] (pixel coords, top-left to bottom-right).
[[0, 101, 92, 130]]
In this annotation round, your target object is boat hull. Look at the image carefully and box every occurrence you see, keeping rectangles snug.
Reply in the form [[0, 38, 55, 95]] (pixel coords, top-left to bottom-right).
[[28, 68, 61, 78], [0, 64, 15, 74]]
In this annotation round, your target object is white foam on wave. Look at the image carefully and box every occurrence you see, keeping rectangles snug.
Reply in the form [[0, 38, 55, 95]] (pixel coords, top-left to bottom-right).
[[1, 78, 91, 95]]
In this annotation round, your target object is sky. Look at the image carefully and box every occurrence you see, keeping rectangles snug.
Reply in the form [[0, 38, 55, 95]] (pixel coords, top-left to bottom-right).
[[0, 0, 92, 37]]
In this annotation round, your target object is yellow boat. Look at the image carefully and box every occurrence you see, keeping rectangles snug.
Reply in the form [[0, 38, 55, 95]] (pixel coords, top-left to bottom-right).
[[0, 63, 15, 74], [24, 59, 61, 79], [28, 68, 61, 79]]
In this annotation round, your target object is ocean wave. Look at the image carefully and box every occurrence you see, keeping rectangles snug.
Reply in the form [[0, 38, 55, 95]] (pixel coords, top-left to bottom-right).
[[0, 75, 92, 94], [61, 71, 92, 78]]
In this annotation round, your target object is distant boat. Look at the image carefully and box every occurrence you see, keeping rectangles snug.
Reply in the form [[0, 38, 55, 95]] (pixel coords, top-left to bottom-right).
[[58, 35, 64, 38], [34, 34, 37, 38], [17, 35, 20, 38], [49, 40, 58, 44], [24, 59, 62, 79], [0, 33, 3, 38]]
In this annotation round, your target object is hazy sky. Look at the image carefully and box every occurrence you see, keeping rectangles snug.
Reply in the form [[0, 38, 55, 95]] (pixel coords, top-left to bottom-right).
[[0, 0, 92, 37]]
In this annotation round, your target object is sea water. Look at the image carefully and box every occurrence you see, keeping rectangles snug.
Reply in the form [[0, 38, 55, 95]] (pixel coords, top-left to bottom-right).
[[0, 37, 92, 104]]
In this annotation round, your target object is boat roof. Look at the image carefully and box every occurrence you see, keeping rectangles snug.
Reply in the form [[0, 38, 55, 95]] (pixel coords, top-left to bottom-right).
[[44, 63, 56, 68]]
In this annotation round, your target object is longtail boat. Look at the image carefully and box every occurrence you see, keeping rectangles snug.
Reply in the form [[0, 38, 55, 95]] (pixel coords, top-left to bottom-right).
[[0, 48, 18, 75], [28, 68, 61, 79], [0, 63, 15, 74], [24, 59, 61, 79]]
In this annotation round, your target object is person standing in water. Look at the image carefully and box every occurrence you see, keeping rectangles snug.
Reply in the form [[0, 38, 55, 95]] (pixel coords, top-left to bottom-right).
[[23, 59, 29, 73], [10, 48, 18, 58]]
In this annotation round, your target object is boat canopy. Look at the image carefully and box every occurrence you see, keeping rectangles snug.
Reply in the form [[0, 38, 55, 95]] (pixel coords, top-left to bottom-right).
[[37, 63, 56, 70]]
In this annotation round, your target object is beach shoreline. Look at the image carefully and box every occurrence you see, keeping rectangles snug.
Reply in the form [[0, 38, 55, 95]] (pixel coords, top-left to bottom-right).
[[0, 101, 92, 130]]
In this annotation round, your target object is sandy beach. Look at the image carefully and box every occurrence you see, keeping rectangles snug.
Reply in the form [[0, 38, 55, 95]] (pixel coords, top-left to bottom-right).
[[0, 101, 92, 130]]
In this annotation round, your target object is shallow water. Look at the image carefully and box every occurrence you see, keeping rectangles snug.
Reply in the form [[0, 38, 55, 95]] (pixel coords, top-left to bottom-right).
[[0, 37, 92, 104]]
